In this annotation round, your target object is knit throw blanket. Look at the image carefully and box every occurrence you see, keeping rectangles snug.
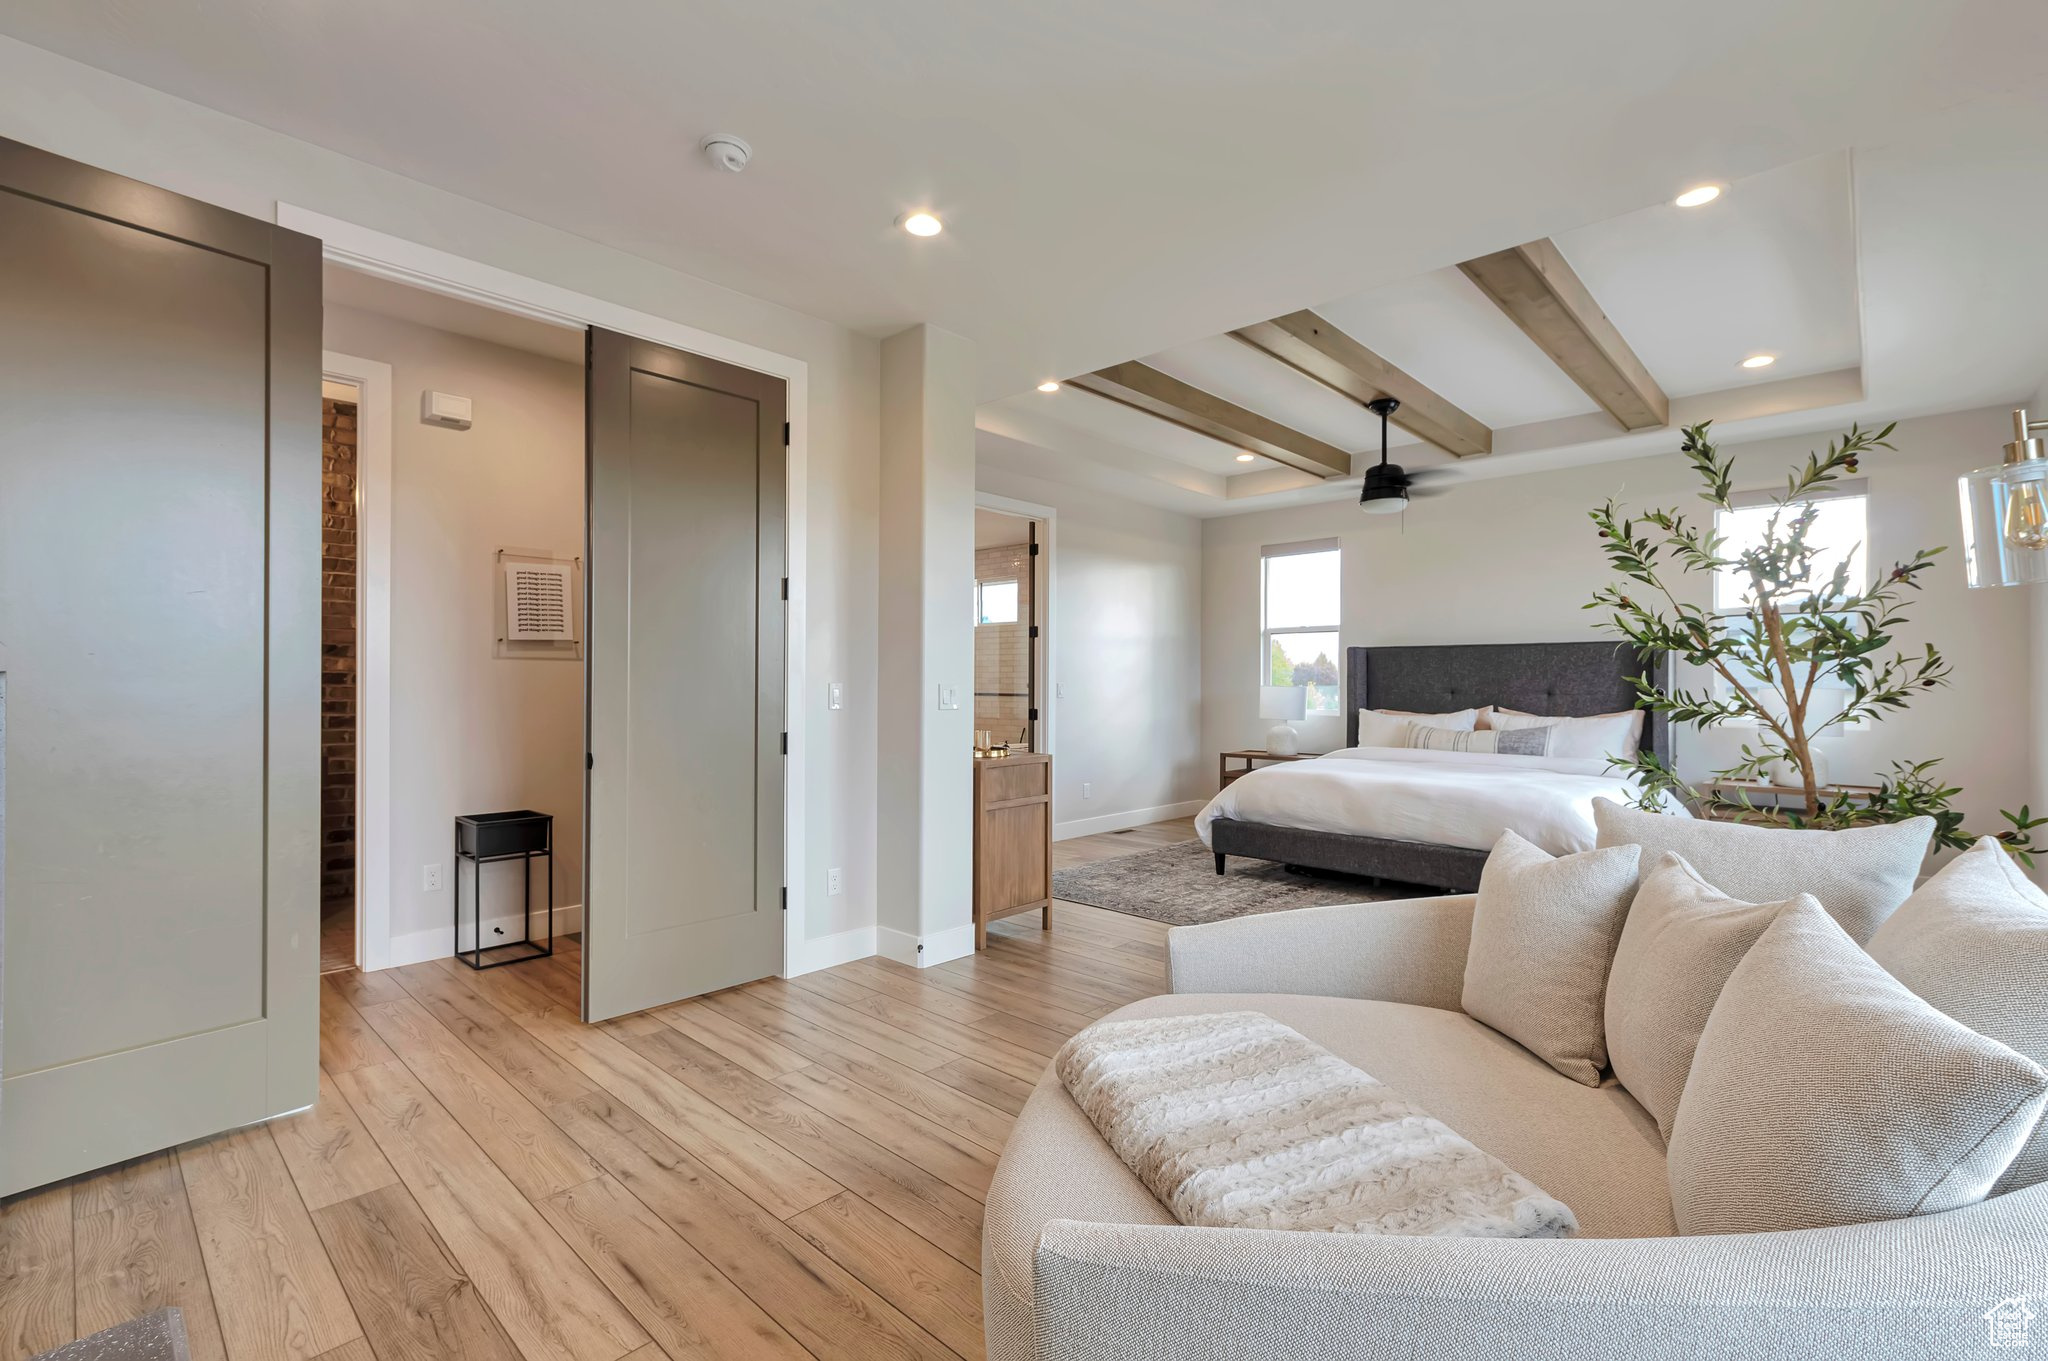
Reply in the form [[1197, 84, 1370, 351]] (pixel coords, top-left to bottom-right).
[[1056, 1011, 1577, 1238]]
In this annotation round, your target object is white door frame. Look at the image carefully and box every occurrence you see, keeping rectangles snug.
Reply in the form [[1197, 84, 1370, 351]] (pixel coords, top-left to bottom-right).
[[320, 352, 395, 970], [287, 206, 812, 980], [973, 490, 1057, 770]]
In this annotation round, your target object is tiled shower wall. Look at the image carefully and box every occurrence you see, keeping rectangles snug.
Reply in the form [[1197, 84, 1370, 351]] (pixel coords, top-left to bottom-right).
[[974, 541, 1032, 746]]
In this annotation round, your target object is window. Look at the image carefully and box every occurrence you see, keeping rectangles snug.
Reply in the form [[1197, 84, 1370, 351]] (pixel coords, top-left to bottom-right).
[[1712, 482, 1867, 613], [1710, 482, 1868, 722], [1260, 541, 1341, 716], [975, 578, 1019, 626]]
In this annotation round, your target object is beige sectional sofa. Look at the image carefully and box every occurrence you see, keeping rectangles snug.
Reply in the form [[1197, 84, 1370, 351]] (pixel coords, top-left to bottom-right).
[[982, 892, 2048, 1360]]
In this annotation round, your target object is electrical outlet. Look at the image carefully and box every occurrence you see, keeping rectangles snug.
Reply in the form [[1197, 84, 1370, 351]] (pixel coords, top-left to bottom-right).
[[828, 681, 844, 710], [422, 863, 444, 892], [1082, 782, 1093, 800], [828, 867, 843, 895]]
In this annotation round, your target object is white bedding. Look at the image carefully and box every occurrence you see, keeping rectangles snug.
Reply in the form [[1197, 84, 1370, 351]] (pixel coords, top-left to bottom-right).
[[1195, 746, 1683, 857]]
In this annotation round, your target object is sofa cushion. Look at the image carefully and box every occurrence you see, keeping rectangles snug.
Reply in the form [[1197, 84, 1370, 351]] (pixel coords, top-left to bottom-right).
[[1462, 831, 1641, 1085], [1867, 837, 2048, 1194], [983, 992, 1676, 1351], [1668, 897, 2048, 1235], [1605, 853, 1810, 1138], [1592, 799, 1930, 941]]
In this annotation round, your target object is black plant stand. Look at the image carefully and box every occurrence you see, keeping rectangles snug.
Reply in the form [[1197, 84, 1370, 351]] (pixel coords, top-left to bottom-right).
[[453, 810, 554, 970]]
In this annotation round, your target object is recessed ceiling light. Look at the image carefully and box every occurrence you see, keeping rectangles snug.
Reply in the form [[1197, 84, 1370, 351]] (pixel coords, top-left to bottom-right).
[[1037, 381, 1060, 393], [1675, 184, 1722, 208], [1741, 353, 1777, 369], [900, 211, 943, 237], [1235, 453, 1256, 463]]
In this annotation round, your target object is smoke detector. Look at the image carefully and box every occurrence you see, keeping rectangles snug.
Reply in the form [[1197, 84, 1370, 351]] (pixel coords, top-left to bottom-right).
[[700, 134, 753, 173]]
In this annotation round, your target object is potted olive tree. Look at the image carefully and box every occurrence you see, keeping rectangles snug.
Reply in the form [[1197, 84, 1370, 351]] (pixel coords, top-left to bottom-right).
[[1587, 419, 2043, 863]]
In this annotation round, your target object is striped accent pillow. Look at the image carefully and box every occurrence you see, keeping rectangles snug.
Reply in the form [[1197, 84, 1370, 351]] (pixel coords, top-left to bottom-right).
[[1405, 723, 1556, 756]]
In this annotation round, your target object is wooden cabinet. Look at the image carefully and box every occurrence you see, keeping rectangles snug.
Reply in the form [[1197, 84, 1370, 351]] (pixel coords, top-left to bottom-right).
[[973, 753, 1053, 950]]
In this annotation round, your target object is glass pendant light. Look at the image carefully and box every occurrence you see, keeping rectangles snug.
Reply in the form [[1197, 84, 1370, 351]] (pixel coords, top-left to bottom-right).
[[1959, 408, 2048, 589]]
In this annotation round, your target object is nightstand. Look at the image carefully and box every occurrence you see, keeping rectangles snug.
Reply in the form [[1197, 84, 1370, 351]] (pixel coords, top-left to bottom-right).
[[1218, 749, 1316, 788]]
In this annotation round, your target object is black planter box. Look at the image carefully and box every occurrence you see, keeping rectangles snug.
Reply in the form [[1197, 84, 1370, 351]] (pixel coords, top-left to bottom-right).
[[456, 809, 552, 861], [453, 809, 554, 970]]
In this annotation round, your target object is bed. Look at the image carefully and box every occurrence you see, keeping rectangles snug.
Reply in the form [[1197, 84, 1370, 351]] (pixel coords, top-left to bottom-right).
[[1201, 642, 1672, 892]]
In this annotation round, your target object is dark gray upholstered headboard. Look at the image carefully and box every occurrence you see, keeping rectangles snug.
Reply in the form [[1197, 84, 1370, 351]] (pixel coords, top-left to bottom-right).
[[1345, 642, 1669, 762]]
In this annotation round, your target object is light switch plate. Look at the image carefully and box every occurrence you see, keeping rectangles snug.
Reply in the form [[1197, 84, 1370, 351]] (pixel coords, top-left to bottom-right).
[[938, 684, 960, 710], [828, 681, 844, 710]]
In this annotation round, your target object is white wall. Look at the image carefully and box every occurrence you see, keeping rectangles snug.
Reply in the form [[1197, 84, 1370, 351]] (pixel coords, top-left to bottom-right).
[[0, 35, 881, 955], [1202, 406, 2038, 839], [325, 306, 583, 952], [976, 465, 1208, 837], [2033, 375, 2048, 876], [878, 326, 978, 964]]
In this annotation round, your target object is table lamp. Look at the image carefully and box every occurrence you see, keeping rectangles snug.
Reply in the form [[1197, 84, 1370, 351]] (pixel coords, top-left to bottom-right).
[[1259, 685, 1307, 755]]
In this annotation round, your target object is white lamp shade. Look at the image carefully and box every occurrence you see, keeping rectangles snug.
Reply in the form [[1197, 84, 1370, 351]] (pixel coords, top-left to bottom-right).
[[1260, 685, 1307, 722]]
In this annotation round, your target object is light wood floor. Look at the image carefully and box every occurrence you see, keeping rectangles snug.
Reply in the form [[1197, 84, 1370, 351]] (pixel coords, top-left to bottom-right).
[[320, 901, 355, 976], [0, 820, 1197, 1361]]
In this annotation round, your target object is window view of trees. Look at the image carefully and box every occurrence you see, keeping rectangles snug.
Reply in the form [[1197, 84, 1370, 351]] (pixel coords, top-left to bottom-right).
[[1261, 546, 1340, 715]]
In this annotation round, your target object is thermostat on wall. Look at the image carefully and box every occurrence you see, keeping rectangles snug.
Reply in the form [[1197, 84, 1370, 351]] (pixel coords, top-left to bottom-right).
[[421, 390, 473, 429]]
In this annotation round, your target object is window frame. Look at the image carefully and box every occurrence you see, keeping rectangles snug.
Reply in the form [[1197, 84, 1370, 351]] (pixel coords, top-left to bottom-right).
[[1259, 539, 1342, 717], [1708, 480, 1870, 722], [1710, 479, 1869, 616], [974, 577, 1020, 627]]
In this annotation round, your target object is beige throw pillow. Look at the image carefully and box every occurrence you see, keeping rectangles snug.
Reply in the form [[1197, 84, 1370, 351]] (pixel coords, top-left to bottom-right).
[[1592, 799, 1931, 942], [1604, 853, 1809, 1138], [1867, 837, 2048, 1193], [1668, 897, 2048, 1234], [1461, 831, 1642, 1086], [1404, 724, 1556, 757]]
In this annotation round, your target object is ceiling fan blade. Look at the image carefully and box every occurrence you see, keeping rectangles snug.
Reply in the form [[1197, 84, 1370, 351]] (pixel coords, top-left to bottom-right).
[[1404, 482, 1454, 498], [1404, 467, 1461, 486]]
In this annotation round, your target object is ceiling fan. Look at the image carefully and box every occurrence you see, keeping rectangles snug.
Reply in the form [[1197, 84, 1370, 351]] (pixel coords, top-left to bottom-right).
[[1358, 397, 1455, 515]]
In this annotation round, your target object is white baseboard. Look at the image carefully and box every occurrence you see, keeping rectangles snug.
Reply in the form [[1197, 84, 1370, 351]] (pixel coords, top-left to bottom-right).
[[1054, 799, 1207, 841], [921, 923, 977, 967], [877, 921, 977, 969], [383, 904, 583, 970], [783, 925, 878, 977]]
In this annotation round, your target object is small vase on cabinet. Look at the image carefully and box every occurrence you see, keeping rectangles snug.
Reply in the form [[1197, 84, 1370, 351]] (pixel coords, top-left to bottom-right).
[[1765, 746, 1829, 790]]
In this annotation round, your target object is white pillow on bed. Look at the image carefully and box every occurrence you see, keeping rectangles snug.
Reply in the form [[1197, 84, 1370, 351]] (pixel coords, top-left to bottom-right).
[[1487, 708, 1644, 761], [1355, 706, 1482, 749]]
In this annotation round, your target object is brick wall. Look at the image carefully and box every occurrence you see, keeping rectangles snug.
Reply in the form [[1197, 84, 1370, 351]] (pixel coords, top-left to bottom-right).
[[974, 541, 1033, 746], [322, 399, 358, 908]]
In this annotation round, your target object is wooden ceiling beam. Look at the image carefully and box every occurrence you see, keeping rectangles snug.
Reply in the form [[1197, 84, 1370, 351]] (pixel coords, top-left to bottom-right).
[[1457, 238, 1669, 431], [1067, 360, 1351, 477], [1230, 311, 1492, 458]]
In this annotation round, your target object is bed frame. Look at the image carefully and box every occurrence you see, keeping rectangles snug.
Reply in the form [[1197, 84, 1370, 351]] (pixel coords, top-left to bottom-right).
[[1209, 642, 1670, 892]]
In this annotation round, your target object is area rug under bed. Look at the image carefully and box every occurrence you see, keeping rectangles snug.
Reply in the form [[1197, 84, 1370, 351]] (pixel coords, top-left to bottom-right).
[[1051, 840, 1426, 926]]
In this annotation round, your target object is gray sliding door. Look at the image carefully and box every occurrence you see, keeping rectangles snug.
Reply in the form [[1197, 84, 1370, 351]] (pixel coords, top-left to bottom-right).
[[0, 137, 322, 1194], [584, 328, 786, 1021]]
